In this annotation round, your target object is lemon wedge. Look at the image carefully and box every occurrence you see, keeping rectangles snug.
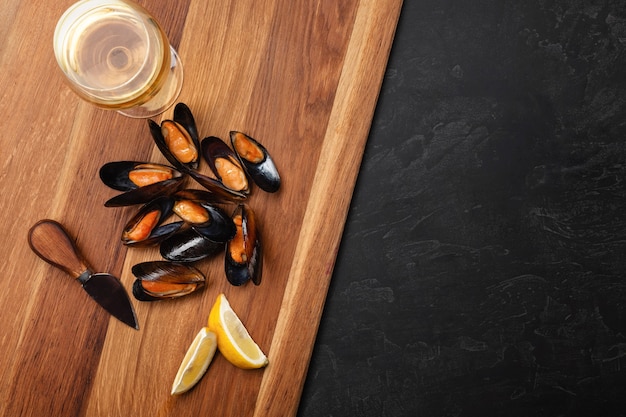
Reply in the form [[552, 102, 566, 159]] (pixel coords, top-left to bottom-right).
[[171, 327, 217, 395], [208, 293, 269, 369]]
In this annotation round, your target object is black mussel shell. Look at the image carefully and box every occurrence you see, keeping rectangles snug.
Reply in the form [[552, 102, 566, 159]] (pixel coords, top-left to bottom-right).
[[230, 131, 281, 193], [148, 104, 200, 171], [201, 136, 250, 198], [99, 161, 186, 207], [132, 261, 206, 301], [121, 197, 182, 246], [160, 227, 223, 262], [225, 204, 262, 286]]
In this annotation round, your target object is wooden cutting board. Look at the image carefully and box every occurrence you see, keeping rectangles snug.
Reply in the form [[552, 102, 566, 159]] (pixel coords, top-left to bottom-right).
[[0, 0, 402, 415]]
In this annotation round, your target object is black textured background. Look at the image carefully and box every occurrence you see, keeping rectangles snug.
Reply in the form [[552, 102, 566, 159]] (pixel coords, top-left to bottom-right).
[[298, 1, 626, 416]]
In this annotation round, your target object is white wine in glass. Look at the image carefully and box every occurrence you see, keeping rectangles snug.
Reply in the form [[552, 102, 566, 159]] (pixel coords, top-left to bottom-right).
[[53, 0, 183, 118]]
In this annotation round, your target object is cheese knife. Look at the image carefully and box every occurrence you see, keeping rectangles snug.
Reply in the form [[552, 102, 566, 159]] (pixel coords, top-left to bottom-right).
[[28, 219, 139, 330]]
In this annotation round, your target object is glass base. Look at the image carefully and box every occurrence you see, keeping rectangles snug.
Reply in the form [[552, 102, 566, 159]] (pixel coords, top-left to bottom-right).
[[117, 46, 183, 118]]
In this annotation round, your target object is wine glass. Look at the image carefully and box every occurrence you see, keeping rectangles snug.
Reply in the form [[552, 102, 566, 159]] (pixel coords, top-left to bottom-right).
[[53, 0, 183, 118]]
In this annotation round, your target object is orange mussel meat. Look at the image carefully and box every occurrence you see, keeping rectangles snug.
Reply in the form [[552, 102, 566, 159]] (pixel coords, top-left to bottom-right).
[[128, 163, 175, 187], [214, 156, 248, 193], [121, 197, 182, 246], [231, 131, 264, 164], [124, 210, 160, 242], [173, 200, 210, 225], [161, 121, 198, 165]]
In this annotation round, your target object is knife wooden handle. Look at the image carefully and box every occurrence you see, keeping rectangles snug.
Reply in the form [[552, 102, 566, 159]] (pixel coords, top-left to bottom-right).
[[28, 219, 91, 280]]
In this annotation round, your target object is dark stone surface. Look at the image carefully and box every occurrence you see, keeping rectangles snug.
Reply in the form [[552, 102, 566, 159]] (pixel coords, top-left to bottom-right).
[[298, 1, 626, 416]]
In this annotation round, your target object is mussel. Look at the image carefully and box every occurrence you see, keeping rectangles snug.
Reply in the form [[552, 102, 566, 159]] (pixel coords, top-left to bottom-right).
[[199, 136, 250, 199], [230, 131, 281, 193], [99, 161, 186, 207], [132, 261, 206, 301], [121, 197, 183, 246], [225, 204, 262, 286], [170, 190, 236, 242], [148, 103, 201, 171]]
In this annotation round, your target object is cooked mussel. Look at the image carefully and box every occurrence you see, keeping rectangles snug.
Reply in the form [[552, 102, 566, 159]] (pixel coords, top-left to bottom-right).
[[122, 197, 183, 246], [132, 261, 206, 301], [99, 161, 186, 207], [148, 103, 201, 170], [160, 227, 223, 262], [170, 190, 236, 242], [225, 204, 262, 286], [230, 131, 281, 193], [200, 136, 250, 199]]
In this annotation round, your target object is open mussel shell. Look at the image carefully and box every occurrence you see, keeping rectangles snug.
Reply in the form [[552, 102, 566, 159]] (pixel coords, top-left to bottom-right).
[[225, 204, 262, 286], [99, 161, 186, 207], [160, 227, 223, 262], [201, 136, 250, 199], [148, 103, 201, 171], [170, 190, 237, 242], [230, 131, 281, 193], [121, 197, 183, 246], [132, 261, 206, 301]]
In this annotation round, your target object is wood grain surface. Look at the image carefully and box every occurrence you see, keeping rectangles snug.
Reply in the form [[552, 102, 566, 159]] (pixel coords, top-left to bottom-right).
[[0, 0, 402, 416]]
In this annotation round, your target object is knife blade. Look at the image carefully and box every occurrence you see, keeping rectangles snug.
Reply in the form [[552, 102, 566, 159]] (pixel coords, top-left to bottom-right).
[[28, 219, 139, 330]]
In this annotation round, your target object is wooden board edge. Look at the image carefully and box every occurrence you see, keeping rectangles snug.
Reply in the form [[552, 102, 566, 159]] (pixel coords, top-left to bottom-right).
[[253, 0, 404, 415]]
